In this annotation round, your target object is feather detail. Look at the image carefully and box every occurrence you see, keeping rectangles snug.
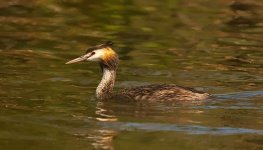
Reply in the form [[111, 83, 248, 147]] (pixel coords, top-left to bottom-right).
[[101, 48, 119, 70]]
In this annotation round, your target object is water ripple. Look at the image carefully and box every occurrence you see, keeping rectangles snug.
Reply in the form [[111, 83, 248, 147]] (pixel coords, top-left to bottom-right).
[[99, 122, 263, 135], [214, 91, 263, 100]]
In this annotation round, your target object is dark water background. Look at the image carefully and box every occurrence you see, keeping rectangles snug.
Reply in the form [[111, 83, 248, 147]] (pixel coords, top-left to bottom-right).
[[0, 0, 263, 149]]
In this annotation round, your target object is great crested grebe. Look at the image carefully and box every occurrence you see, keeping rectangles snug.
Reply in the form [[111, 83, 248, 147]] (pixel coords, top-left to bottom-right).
[[66, 41, 209, 101]]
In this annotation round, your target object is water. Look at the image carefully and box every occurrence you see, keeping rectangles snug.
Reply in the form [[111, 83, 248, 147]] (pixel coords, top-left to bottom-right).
[[0, 0, 263, 149]]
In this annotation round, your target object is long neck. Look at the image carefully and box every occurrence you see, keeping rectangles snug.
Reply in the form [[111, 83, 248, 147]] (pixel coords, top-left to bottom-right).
[[96, 66, 116, 100]]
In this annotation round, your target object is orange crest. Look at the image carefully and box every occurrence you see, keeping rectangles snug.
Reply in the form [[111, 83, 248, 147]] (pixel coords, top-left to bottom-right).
[[101, 47, 119, 69]]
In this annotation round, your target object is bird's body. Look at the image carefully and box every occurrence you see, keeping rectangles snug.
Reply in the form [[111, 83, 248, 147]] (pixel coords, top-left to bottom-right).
[[116, 84, 209, 101], [66, 41, 209, 101]]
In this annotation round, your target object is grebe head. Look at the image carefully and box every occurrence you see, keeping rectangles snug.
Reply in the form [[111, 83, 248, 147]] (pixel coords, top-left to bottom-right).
[[66, 41, 119, 99], [66, 41, 118, 69]]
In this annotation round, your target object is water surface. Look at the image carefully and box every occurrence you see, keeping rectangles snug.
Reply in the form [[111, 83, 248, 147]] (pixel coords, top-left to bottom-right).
[[0, 0, 263, 149]]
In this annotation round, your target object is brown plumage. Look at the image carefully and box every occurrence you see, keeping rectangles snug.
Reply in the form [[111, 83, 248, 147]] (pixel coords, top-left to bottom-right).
[[116, 84, 209, 101], [66, 41, 210, 101]]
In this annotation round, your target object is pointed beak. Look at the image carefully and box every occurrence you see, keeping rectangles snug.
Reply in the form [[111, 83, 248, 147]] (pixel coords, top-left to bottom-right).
[[65, 52, 93, 64]]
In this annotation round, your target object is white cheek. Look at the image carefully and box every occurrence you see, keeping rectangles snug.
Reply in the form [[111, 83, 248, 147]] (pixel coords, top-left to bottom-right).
[[87, 55, 100, 61], [86, 49, 104, 62]]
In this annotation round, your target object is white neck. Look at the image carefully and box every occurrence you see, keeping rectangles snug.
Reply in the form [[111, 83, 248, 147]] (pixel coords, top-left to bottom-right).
[[96, 66, 116, 100]]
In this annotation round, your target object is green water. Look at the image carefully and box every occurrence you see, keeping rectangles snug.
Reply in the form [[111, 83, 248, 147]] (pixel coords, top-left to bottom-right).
[[0, 0, 263, 149]]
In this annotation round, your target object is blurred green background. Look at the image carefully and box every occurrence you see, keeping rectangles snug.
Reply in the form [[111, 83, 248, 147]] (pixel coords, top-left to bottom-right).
[[0, 0, 263, 149]]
